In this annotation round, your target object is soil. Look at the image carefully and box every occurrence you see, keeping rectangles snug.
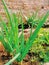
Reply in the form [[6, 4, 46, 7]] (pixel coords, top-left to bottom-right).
[[0, 51, 12, 65], [0, 50, 40, 65]]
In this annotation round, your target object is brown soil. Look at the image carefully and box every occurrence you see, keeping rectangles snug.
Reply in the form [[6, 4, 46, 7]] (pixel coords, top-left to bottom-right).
[[0, 50, 40, 65], [0, 42, 5, 52]]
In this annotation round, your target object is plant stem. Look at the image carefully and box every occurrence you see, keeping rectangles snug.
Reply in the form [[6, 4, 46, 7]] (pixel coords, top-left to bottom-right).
[[4, 53, 20, 65]]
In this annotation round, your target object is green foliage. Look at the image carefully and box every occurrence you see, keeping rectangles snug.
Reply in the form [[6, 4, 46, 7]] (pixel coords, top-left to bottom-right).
[[30, 29, 49, 62], [0, 0, 49, 65], [27, 12, 43, 28]]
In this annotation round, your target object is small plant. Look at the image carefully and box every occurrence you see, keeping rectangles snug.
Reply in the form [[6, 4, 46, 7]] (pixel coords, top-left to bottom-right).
[[24, 11, 44, 28], [0, 0, 49, 65], [30, 29, 49, 62]]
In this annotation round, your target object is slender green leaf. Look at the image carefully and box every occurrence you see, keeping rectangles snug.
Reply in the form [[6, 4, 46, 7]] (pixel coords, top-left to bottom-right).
[[12, 13, 19, 53], [20, 11, 49, 61]]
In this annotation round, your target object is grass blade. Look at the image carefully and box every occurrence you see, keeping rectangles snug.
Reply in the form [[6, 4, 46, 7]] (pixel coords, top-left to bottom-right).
[[20, 11, 49, 61], [12, 13, 19, 53], [0, 16, 13, 52]]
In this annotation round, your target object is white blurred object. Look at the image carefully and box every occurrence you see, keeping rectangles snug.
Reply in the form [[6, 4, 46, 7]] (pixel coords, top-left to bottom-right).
[[0, 27, 2, 31], [44, 63, 49, 65]]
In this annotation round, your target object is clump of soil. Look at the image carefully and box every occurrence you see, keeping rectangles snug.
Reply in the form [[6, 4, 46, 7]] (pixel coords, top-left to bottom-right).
[[0, 51, 12, 65]]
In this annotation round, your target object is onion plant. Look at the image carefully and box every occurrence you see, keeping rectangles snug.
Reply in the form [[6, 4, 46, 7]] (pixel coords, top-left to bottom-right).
[[0, 0, 49, 65]]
